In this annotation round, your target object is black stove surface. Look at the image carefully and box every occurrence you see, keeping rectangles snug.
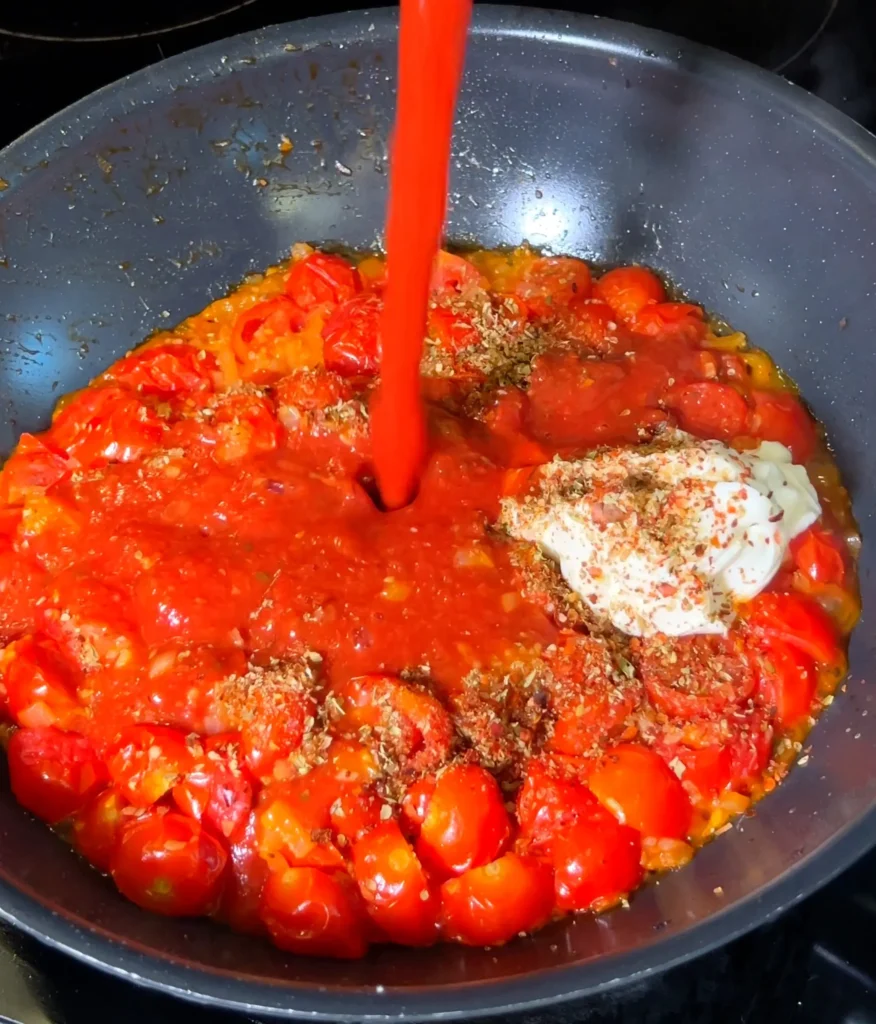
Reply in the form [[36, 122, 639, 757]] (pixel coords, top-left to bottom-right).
[[1, 1, 875, 1022]]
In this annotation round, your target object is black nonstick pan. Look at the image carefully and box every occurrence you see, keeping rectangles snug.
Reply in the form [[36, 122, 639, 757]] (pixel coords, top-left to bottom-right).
[[0, 6, 874, 1020]]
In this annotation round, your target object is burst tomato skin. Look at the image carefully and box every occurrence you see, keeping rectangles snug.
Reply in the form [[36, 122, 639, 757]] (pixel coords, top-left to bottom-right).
[[8, 726, 108, 825], [516, 758, 601, 851], [106, 724, 198, 807], [110, 809, 228, 917], [594, 266, 665, 321], [440, 853, 554, 946], [259, 866, 370, 959], [553, 811, 644, 912], [285, 252, 361, 311], [322, 294, 382, 376], [416, 764, 511, 878], [587, 744, 693, 840], [352, 821, 439, 946]]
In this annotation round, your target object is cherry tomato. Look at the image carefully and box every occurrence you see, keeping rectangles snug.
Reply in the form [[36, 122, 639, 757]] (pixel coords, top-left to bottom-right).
[[0, 433, 70, 506], [210, 392, 279, 463], [515, 256, 592, 318], [400, 778, 436, 838], [219, 814, 270, 936], [634, 633, 756, 719], [791, 527, 846, 586], [352, 821, 439, 946], [749, 390, 817, 463], [260, 866, 370, 959], [107, 724, 199, 807], [255, 777, 344, 871], [553, 811, 643, 911], [173, 733, 253, 842], [8, 726, 108, 824], [656, 743, 734, 805], [416, 764, 511, 877], [322, 294, 382, 376], [50, 387, 165, 468], [109, 344, 218, 396], [41, 571, 142, 673], [440, 853, 554, 946], [111, 809, 228, 917], [232, 298, 306, 374], [0, 635, 83, 730], [430, 251, 483, 299], [547, 636, 643, 755], [563, 299, 618, 352], [329, 785, 385, 843], [667, 381, 749, 440], [726, 708, 774, 783], [72, 787, 128, 872], [743, 591, 841, 666], [594, 266, 665, 321], [588, 744, 692, 839], [285, 252, 361, 311], [516, 758, 600, 851], [632, 302, 706, 344], [427, 307, 479, 354], [757, 639, 818, 729], [332, 675, 453, 775]]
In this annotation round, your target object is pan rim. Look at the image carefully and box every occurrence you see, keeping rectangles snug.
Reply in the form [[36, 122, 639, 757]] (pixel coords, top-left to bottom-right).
[[1, 6, 875, 1018]]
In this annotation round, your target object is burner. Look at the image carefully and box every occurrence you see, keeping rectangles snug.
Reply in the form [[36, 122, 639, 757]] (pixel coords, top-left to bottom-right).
[[580, 0, 840, 71], [0, 0, 259, 42]]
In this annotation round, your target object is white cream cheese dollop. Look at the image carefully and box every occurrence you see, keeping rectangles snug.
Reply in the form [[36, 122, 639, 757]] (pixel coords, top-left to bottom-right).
[[501, 431, 820, 637]]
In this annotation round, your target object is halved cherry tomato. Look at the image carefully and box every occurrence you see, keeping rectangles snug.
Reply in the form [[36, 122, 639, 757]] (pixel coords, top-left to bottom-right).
[[743, 591, 841, 666], [173, 733, 253, 842], [553, 810, 643, 911], [8, 726, 108, 824], [632, 302, 706, 344], [757, 640, 818, 729], [440, 853, 553, 946], [352, 821, 439, 946], [594, 266, 665, 321], [427, 307, 479, 354], [260, 866, 370, 959], [417, 764, 511, 877], [50, 387, 165, 468], [749, 390, 817, 463], [255, 777, 344, 871], [634, 633, 756, 719], [107, 724, 199, 807], [331, 675, 453, 775], [430, 251, 484, 299], [0, 635, 83, 730], [515, 256, 592, 318], [516, 758, 600, 851], [667, 381, 749, 440], [111, 809, 227, 917], [232, 298, 306, 373], [588, 744, 692, 839], [0, 433, 70, 506], [791, 527, 845, 586], [322, 294, 382, 376], [285, 252, 361, 311], [109, 344, 218, 396], [72, 786, 128, 871]]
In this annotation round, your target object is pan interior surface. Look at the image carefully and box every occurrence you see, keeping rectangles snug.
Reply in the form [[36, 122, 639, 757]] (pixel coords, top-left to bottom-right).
[[0, 7, 874, 1019]]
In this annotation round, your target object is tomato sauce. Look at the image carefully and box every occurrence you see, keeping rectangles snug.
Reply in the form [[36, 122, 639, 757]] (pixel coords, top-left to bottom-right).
[[0, 244, 860, 956]]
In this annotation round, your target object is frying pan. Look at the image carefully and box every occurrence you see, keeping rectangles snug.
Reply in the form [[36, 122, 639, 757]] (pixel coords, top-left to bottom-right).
[[0, 6, 874, 1019]]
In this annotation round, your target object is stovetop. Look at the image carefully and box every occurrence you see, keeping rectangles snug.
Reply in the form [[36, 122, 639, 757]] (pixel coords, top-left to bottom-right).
[[1, 1, 875, 1021]]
